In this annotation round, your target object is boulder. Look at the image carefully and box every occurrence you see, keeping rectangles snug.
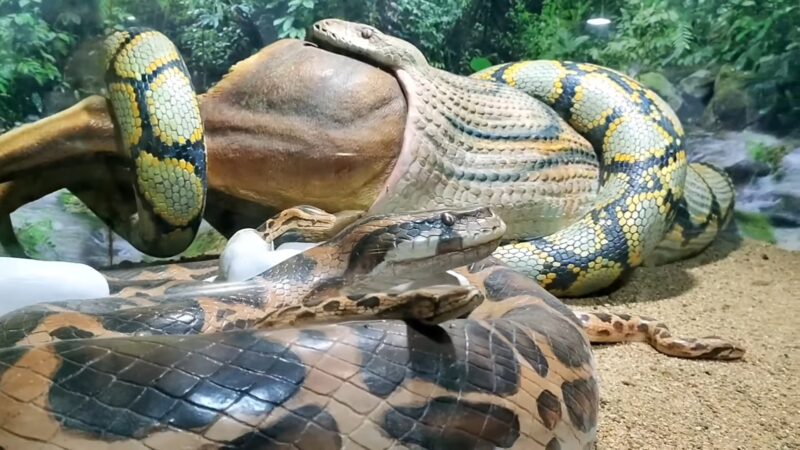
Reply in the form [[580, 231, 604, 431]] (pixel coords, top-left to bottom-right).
[[679, 69, 715, 101], [701, 65, 758, 130], [677, 69, 716, 123], [638, 72, 683, 112]]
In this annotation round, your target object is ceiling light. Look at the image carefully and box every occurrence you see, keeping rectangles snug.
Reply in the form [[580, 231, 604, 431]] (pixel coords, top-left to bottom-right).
[[587, 17, 611, 26]]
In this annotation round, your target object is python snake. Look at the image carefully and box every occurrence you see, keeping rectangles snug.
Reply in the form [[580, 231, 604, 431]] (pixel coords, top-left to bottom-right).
[[104, 28, 207, 257], [0, 205, 743, 449], [310, 19, 734, 296], [0, 23, 744, 449]]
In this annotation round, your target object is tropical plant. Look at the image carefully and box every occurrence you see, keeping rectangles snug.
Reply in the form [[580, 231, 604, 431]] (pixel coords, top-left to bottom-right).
[[0, 0, 75, 128]]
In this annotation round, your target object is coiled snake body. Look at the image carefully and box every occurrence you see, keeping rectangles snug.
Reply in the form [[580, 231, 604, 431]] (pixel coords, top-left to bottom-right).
[[0, 205, 743, 449], [104, 29, 207, 257], [310, 19, 734, 296]]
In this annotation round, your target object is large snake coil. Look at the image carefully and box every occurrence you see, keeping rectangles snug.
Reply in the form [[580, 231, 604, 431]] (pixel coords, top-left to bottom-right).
[[104, 29, 207, 256], [310, 19, 735, 296]]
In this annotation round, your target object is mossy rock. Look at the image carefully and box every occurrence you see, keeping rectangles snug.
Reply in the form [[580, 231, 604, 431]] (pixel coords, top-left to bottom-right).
[[679, 69, 715, 101], [182, 229, 228, 259], [746, 141, 789, 173], [638, 72, 683, 112], [702, 65, 757, 130], [16, 219, 58, 260]]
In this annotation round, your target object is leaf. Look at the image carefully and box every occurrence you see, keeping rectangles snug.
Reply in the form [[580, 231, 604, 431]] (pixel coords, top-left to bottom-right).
[[469, 56, 492, 73], [281, 17, 294, 33]]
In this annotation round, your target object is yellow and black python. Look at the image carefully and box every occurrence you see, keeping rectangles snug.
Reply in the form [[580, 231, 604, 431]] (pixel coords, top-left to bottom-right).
[[104, 29, 207, 257], [311, 19, 735, 296]]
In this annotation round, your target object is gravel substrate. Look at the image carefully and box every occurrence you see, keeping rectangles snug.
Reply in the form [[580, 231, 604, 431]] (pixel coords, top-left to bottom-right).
[[570, 237, 799, 449]]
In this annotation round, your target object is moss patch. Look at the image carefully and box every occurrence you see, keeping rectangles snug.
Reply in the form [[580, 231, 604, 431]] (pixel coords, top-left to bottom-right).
[[17, 219, 57, 259], [181, 229, 228, 259], [734, 211, 777, 244], [746, 141, 789, 173]]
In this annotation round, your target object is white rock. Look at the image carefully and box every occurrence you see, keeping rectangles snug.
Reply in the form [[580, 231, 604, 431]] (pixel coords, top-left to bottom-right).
[[0, 257, 109, 315], [218, 229, 318, 282]]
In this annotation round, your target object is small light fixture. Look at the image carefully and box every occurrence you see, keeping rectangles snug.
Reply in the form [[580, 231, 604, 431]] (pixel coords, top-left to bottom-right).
[[587, 0, 611, 27], [586, 17, 611, 26]]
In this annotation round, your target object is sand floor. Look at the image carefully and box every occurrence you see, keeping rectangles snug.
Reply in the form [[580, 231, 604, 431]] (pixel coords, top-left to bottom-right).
[[569, 236, 799, 449]]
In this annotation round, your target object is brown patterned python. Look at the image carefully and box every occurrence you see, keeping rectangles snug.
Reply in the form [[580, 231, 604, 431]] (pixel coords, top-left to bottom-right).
[[0, 205, 744, 449], [310, 19, 735, 296]]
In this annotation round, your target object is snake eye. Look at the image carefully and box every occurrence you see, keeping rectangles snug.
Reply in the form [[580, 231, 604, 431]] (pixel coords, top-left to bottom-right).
[[440, 212, 456, 226], [360, 28, 373, 39]]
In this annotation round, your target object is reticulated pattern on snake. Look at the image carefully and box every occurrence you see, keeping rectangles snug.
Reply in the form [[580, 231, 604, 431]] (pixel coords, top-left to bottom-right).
[[310, 19, 735, 296], [104, 28, 208, 257]]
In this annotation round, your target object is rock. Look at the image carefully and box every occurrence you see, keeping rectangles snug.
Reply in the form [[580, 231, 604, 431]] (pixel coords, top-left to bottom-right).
[[639, 72, 683, 112], [679, 69, 715, 101], [0, 257, 109, 314], [687, 129, 786, 169], [218, 228, 317, 282], [687, 130, 800, 250], [701, 65, 757, 130], [726, 159, 772, 185], [678, 96, 707, 124], [677, 69, 716, 123]]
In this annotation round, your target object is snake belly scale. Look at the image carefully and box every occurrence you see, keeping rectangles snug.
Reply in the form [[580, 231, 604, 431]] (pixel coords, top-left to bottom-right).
[[310, 19, 735, 296], [104, 29, 208, 257]]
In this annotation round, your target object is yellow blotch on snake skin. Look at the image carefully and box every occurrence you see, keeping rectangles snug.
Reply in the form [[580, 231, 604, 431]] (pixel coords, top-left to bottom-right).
[[136, 151, 204, 227], [111, 31, 180, 79], [107, 82, 142, 148], [146, 67, 203, 147]]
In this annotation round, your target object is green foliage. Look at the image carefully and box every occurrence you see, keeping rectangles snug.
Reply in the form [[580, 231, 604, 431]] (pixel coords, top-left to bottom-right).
[[1, 0, 799, 130], [734, 211, 777, 244], [269, 0, 316, 40], [746, 141, 789, 173], [512, 0, 593, 60], [379, 0, 470, 68], [511, 0, 800, 128], [592, 0, 696, 68], [16, 218, 56, 259], [469, 57, 492, 73], [0, 0, 75, 128]]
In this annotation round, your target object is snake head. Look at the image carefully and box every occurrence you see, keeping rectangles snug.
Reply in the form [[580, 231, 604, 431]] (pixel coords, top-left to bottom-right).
[[310, 19, 428, 70], [338, 207, 507, 292]]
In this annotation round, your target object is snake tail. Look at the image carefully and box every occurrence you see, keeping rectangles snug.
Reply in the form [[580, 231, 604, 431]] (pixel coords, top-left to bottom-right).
[[577, 311, 745, 360], [104, 29, 207, 256], [651, 161, 735, 265]]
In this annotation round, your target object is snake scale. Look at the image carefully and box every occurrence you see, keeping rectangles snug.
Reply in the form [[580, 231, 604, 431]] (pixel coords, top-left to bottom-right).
[[310, 19, 734, 296], [0, 20, 743, 449], [103, 29, 208, 257], [0, 205, 743, 449]]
